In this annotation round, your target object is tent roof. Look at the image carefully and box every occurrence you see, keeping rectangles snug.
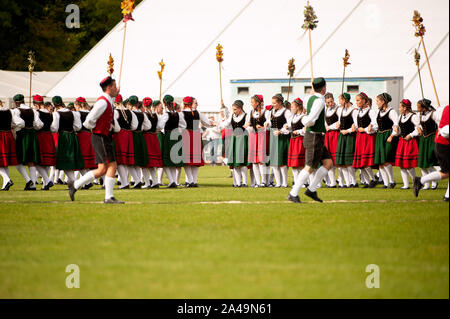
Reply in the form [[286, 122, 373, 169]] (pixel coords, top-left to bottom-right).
[[47, 0, 449, 109]]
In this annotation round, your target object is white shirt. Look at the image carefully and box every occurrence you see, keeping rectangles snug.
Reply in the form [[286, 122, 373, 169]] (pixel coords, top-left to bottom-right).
[[265, 108, 293, 131], [325, 105, 340, 131], [132, 109, 151, 131], [12, 104, 43, 131], [376, 107, 399, 136], [83, 93, 115, 131], [419, 110, 440, 128], [219, 112, 249, 130], [301, 93, 325, 128], [398, 113, 420, 137], [245, 109, 271, 131], [338, 106, 358, 134], [285, 113, 306, 136], [159, 111, 187, 133], [357, 107, 378, 134], [50, 108, 82, 132], [0, 106, 25, 130]]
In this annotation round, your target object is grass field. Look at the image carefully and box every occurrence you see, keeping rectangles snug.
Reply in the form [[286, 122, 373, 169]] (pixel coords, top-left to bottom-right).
[[0, 166, 448, 299]]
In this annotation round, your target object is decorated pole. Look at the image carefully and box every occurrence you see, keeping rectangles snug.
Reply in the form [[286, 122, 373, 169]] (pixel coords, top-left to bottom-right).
[[119, 0, 135, 88], [414, 49, 424, 100], [157, 59, 165, 101], [287, 58, 296, 102], [341, 49, 350, 94], [216, 44, 224, 104], [302, 1, 318, 84], [107, 53, 114, 76], [27, 51, 36, 106], [412, 10, 440, 106]]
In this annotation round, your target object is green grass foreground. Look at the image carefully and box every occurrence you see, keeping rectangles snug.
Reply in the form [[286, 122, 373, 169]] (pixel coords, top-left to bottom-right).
[[0, 166, 448, 298]]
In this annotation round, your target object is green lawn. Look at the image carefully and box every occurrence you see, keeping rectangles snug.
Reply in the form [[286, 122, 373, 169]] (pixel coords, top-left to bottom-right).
[[0, 166, 448, 298]]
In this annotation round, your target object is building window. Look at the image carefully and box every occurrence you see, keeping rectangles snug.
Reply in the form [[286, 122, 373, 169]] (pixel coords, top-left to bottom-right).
[[304, 86, 312, 94], [281, 86, 293, 94], [347, 85, 359, 93], [237, 87, 249, 95]]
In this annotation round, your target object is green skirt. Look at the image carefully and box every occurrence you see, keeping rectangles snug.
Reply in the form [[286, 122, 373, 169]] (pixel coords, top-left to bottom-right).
[[335, 133, 356, 166], [267, 133, 290, 166], [15, 129, 40, 164], [56, 131, 84, 170], [418, 134, 438, 168], [227, 134, 248, 168], [162, 129, 184, 167], [133, 131, 149, 167], [157, 132, 164, 153], [374, 130, 398, 165]]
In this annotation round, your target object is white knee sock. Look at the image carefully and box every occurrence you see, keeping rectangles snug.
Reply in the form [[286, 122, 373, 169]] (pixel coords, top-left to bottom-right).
[[272, 166, 281, 186], [421, 169, 430, 189], [308, 166, 329, 192], [184, 166, 193, 184], [241, 166, 248, 185], [48, 166, 55, 181], [233, 167, 242, 186], [420, 171, 442, 184], [348, 166, 357, 185], [337, 167, 344, 187], [74, 171, 95, 190], [175, 167, 181, 184], [292, 168, 299, 184], [0, 167, 10, 187], [364, 167, 374, 181], [290, 169, 310, 197], [164, 167, 174, 184], [157, 167, 164, 184], [407, 168, 416, 181], [445, 182, 449, 199], [280, 166, 288, 187], [149, 167, 157, 185], [192, 166, 199, 184], [16, 164, 30, 182], [65, 170, 75, 183], [379, 167, 389, 187], [128, 166, 140, 185], [258, 164, 267, 185], [341, 167, 350, 187], [104, 176, 115, 200], [59, 170, 65, 180], [142, 168, 151, 187], [328, 167, 336, 187], [36, 166, 49, 186], [74, 171, 80, 180], [117, 165, 129, 187], [385, 164, 395, 184], [29, 166, 37, 186], [252, 164, 261, 186], [400, 169, 409, 188]]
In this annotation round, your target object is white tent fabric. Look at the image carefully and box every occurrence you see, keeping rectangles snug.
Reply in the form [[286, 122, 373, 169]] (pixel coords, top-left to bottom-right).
[[47, 0, 449, 110]]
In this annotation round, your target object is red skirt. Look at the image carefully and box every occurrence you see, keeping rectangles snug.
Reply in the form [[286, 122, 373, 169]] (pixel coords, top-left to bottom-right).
[[248, 130, 269, 163], [77, 131, 97, 169], [52, 132, 59, 148], [0, 131, 17, 167], [182, 129, 204, 166], [113, 130, 135, 165], [144, 132, 163, 168], [287, 135, 305, 168], [36, 131, 56, 166], [353, 132, 375, 168], [325, 130, 339, 165], [395, 137, 419, 169]]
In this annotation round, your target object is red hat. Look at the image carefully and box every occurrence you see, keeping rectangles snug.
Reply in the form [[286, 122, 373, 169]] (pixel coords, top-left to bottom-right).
[[33, 95, 43, 103], [359, 92, 369, 100], [265, 105, 272, 111], [115, 94, 123, 103], [143, 97, 153, 107], [401, 99, 412, 107], [76, 97, 86, 103], [183, 96, 193, 104], [294, 97, 303, 105], [253, 94, 264, 103]]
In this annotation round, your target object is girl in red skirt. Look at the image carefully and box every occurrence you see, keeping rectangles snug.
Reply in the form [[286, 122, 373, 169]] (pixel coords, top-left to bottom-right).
[[353, 92, 378, 188], [143, 98, 163, 188], [324, 93, 340, 188], [395, 99, 420, 189], [287, 98, 306, 186], [245, 94, 270, 187], [0, 100, 23, 190]]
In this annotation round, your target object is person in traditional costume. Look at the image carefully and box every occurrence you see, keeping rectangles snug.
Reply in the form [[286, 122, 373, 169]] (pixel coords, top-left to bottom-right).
[[286, 98, 306, 187], [287, 78, 333, 203], [219, 106, 233, 178], [113, 95, 138, 189], [335, 93, 358, 188], [264, 94, 292, 188], [151, 100, 166, 186], [394, 99, 419, 189], [34, 95, 55, 190], [160, 95, 186, 188], [324, 93, 340, 188], [416, 99, 440, 190], [414, 104, 449, 201], [245, 94, 270, 187], [11, 94, 44, 190], [219, 100, 249, 187], [0, 99, 23, 190], [374, 93, 399, 188], [352, 92, 378, 188], [182, 96, 214, 187], [68, 76, 123, 204], [50, 96, 84, 185]]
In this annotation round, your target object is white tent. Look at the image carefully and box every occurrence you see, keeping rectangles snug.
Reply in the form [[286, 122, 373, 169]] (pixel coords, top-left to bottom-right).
[[47, 0, 449, 110]]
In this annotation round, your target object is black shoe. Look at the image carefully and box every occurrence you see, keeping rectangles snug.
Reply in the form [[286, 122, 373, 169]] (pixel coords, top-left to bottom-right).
[[1, 180, 13, 191], [41, 181, 54, 191], [150, 184, 159, 189], [56, 178, 64, 185], [191, 183, 199, 188], [116, 181, 121, 186], [287, 194, 301, 203], [184, 183, 191, 188], [382, 185, 388, 189], [362, 184, 369, 189], [24, 180, 34, 190], [168, 182, 177, 188], [413, 177, 422, 197], [82, 183, 94, 190], [304, 189, 323, 203], [353, 183, 359, 188], [388, 183, 396, 189], [68, 181, 76, 201], [101, 185, 105, 189], [104, 197, 125, 204], [241, 184, 248, 188], [130, 181, 135, 186], [368, 180, 377, 188], [132, 182, 142, 189], [119, 185, 130, 190], [328, 185, 337, 188], [444, 197, 449, 202]]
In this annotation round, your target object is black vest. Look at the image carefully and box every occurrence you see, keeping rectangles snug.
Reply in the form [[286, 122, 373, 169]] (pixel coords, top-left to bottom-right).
[[19, 108, 34, 128], [377, 109, 394, 132], [271, 109, 287, 130], [340, 109, 355, 131], [231, 113, 246, 130], [117, 109, 132, 130], [291, 116, 304, 132], [357, 110, 371, 129], [0, 110, 12, 131], [79, 111, 90, 131], [421, 113, 438, 137], [399, 115, 416, 138], [164, 112, 179, 131], [38, 110, 52, 132], [133, 111, 145, 132], [325, 108, 339, 126], [147, 113, 158, 133], [58, 111, 74, 132], [183, 110, 200, 130], [250, 110, 266, 130]]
